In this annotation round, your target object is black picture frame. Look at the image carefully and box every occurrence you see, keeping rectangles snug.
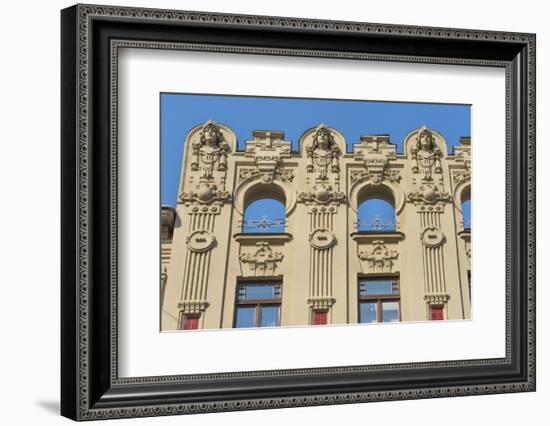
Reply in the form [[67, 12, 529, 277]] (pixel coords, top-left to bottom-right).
[[61, 4, 536, 421]]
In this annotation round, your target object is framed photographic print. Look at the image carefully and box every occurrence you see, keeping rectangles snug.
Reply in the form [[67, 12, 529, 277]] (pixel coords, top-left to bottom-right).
[[61, 3, 536, 421]]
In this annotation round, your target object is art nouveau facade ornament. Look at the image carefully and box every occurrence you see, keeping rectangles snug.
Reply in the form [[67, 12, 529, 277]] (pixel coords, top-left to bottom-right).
[[351, 135, 401, 184], [239, 242, 284, 277], [161, 121, 472, 330], [243, 130, 293, 183], [358, 240, 399, 273]]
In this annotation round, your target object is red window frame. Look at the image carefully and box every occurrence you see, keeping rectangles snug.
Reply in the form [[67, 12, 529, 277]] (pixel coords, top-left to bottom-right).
[[312, 310, 328, 325], [430, 306, 444, 321], [182, 315, 200, 330]]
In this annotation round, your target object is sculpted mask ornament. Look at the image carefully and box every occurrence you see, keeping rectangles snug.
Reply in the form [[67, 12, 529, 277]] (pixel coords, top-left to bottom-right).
[[190, 120, 229, 178], [306, 124, 340, 179], [410, 126, 442, 180]]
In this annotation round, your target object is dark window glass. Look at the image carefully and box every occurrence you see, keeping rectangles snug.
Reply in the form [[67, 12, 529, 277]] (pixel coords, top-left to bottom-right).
[[359, 302, 378, 323], [359, 279, 398, 296], [235, 306, 256, 328], [260, 306, 280, 327], [382, 301, 400, 322], [238, 283, 281, 301]]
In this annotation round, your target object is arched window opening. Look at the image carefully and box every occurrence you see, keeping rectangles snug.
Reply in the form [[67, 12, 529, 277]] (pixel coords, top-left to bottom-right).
[[460, 186, 471, 232], [242, 184, 286, 234], [357, 199, 396, 232], [356, 186, 396, 233]]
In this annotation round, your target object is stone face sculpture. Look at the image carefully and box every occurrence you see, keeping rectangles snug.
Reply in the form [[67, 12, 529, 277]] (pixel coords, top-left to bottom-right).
[[306, 124, 340, 179], [410, 126, 442, 180], [190, 120, 229, 178]]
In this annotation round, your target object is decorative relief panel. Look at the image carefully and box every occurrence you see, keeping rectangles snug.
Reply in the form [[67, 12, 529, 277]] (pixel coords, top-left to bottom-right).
[[298, 184, 346, 206], [452, 169, 471, 186], [452, 136, 472, 170], [407, 184, 452, 209], [179, 182, 231, 205], [358, 240, 399, 273], [243, 130, 293, 183], [350, 167, 401, 185], [238, 167, 294, 185], [239, 242, 284, 277], [351, 134, 400, 185]]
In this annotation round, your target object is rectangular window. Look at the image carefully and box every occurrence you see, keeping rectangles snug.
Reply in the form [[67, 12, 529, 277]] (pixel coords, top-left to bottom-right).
[[234, 282, 282, 328], [431, 306, 444, 320], [181, 315, 199, 330], [312, 310, 328, 325], [358, 277, 400, 323]]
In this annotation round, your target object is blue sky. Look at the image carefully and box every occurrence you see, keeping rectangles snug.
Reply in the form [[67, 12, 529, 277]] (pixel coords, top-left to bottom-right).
[[161, 93, 471, 208]]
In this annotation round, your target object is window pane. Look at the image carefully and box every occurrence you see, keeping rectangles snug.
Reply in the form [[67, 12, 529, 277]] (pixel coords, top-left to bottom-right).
[[462, 199, 471, 230], [382, 301, 400, 322], [235, 306, 256, 328], [359, 302, 378, 323], [239, 284, 280, 300], [359, 279, 397, 296], [431, 307, 444, 321], [260, 306, 280, 327]]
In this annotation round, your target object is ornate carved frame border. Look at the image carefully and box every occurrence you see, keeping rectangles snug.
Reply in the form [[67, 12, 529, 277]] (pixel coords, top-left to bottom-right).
[[61, 4, 535, 421]]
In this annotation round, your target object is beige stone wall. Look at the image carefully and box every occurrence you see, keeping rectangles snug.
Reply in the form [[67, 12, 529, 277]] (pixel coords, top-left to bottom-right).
[[161, 120, 472, 331]]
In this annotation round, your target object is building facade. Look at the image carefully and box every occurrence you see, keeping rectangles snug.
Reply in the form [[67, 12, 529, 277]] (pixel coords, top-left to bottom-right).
[[161, 120, 472, 331]]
